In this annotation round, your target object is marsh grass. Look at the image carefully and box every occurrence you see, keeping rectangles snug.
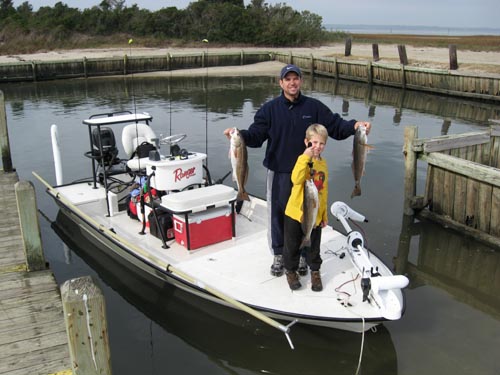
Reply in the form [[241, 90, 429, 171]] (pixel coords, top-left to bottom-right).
[[343, 33, 500, 52], [1, 30, 500, 55]]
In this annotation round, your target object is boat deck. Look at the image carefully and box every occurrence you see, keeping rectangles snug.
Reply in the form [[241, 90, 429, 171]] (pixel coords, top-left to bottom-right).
[[55, 180, 397, 330]]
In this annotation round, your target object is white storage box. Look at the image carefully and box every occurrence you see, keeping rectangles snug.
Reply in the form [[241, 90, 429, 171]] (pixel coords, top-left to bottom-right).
[[146, 153, 207, 191]]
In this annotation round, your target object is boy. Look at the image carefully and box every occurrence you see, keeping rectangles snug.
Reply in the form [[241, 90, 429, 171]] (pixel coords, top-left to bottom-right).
[[283, 124, 329, 292]]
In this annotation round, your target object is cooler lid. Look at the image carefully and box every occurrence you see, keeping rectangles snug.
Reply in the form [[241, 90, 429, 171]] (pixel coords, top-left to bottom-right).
[[161, 184, 237, 213]]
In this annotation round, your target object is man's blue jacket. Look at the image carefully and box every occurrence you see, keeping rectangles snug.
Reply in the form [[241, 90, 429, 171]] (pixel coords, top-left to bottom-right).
[[240, 92, 357, 173]]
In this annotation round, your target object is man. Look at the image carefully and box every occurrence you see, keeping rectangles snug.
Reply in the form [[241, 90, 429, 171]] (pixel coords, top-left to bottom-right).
[[224, 64, 371, 277]]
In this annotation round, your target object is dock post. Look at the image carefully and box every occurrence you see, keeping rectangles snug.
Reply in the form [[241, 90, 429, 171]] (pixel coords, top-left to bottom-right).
[[398, 45, 408, 65], [123, 54, 128, 75], [449, 44, 459, 70], [403, 126, 418, 215], [0, 90, 13, 172], [15, 180, 46, 271], [345, 37, 352, 56], [367, 60, 373, 84], [61, 276, 112, 375], [372, 43, 380, 62], [83, 57, 88, 78]]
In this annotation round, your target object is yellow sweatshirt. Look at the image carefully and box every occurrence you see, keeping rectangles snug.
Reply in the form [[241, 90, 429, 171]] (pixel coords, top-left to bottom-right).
[[285, 154, 328, 226]]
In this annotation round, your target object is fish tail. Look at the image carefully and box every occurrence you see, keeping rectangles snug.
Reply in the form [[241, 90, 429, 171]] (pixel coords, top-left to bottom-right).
[[351, 184, 361, 198], [237, 191, 250, 201], [300, 236, 311, 249]]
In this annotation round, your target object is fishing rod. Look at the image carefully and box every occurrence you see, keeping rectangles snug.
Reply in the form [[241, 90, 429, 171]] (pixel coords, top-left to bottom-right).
[[203, 38, 209, 163]]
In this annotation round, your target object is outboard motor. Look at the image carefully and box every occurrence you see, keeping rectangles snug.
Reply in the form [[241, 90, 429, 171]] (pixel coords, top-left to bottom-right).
[[86, 127, 119, 167]]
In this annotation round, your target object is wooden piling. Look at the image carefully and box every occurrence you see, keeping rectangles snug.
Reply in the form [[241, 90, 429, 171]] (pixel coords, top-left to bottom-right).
[[345, 37, 352, 56], [398, 45, 408, 65], [61, 276, 112, 375], [367, 60, 373, 84], [15, 180, 46, 271], [123, 54, 128, 75], [83, 56, 88, 78], [403, 126, 418, 215], [0, 90, 13, 172], [449, 44, 459, 70], [372, 43, 380, 62], [31, 61, 37, 81]]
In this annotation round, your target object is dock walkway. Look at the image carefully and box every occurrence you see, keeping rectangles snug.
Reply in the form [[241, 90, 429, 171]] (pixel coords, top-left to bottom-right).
[[0, 171, 70, 375]]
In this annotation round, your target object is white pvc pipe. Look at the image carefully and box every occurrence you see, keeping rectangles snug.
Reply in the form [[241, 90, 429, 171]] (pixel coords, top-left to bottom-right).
[[51, 124, 63, 185]]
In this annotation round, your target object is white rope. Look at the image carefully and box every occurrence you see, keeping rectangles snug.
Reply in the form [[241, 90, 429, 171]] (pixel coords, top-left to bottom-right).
[[354, 316, 366, 375], [82, 294, 98, 372]]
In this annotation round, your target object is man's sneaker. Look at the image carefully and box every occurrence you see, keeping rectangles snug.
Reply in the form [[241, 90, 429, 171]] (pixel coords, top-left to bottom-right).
[[311, 271, 323, 292], [270, 255, 284, 277], [298, 255, 308, 276], [286, 271, 302, 290]]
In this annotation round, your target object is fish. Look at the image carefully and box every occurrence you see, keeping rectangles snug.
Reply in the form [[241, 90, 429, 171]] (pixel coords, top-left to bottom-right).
[[351, 125, 371, 198], [229, 127, 250, 201], [300, 178, 319, 248]]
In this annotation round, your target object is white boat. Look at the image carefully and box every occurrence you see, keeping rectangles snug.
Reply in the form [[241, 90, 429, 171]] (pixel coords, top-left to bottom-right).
[[36, 111, 408, 346]]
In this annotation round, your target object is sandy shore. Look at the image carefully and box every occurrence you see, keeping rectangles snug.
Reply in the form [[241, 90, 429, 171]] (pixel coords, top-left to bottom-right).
[[1, 44, 500, 77]]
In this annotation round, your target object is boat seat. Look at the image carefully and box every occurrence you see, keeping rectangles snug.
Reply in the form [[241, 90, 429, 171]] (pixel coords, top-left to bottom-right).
[[161, 184, 237, 213], [122, 123, 158, 171]]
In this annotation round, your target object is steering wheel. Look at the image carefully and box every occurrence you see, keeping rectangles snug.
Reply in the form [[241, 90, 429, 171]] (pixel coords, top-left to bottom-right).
[[160, 134, 187, 145]]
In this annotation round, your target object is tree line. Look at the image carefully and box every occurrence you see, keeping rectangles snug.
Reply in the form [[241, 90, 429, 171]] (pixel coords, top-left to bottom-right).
[[0, 0, 335, 53]]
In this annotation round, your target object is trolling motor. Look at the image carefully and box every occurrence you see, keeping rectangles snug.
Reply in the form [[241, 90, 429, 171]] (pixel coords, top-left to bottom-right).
[[331, 202, 409, 318], [331, 202, 372, 301]]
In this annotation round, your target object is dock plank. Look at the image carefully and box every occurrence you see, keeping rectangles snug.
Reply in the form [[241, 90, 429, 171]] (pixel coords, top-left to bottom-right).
[[0, 345, 70, 375], [0, 171, 71, 375]]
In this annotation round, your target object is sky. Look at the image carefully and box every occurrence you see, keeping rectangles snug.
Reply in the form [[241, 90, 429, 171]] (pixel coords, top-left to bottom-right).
[[11, 0, 499, 29]]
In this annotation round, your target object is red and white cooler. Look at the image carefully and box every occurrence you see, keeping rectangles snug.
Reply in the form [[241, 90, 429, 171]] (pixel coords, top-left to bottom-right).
[[173, 206, 233, 250]]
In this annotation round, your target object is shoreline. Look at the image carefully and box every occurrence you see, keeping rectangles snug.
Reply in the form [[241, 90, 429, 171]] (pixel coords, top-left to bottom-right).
[[1, 43, 500, 77]]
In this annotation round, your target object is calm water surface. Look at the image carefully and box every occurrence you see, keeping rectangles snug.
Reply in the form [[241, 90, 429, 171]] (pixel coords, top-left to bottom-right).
[[1, 74, 499, 375]]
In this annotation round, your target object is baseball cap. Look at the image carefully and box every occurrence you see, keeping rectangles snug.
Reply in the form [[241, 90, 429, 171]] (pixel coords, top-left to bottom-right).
[[280, 64, 302, 79]]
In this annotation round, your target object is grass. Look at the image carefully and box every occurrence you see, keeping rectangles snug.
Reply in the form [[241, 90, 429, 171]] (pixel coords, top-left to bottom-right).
[[1, 30, 500, 55], [341, 33, 500, 52]]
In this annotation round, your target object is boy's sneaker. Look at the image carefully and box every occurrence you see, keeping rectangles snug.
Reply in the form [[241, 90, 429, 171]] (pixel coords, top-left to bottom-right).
[[298, 255, 308, 276], [286, 271, 302, 290], [270, 255, 284, 277], [311, 271, 323, 292]]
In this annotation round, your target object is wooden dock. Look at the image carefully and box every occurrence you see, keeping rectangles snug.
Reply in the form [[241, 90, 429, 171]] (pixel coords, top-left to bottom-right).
[[1, 49, 499, 102], [0, 171, 71, 375], [403, 123, 500, 249]]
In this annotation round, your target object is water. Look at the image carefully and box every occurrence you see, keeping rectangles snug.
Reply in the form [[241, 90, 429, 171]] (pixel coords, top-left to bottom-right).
[[325, 24, 500, 36], [1, 75, 499, 374]]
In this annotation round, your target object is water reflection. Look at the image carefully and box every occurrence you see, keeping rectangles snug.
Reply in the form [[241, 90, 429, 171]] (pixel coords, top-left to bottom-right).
[[2, 75, 499, 126], [52, 209, 398, 375], [395, 215, 500, 321]]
